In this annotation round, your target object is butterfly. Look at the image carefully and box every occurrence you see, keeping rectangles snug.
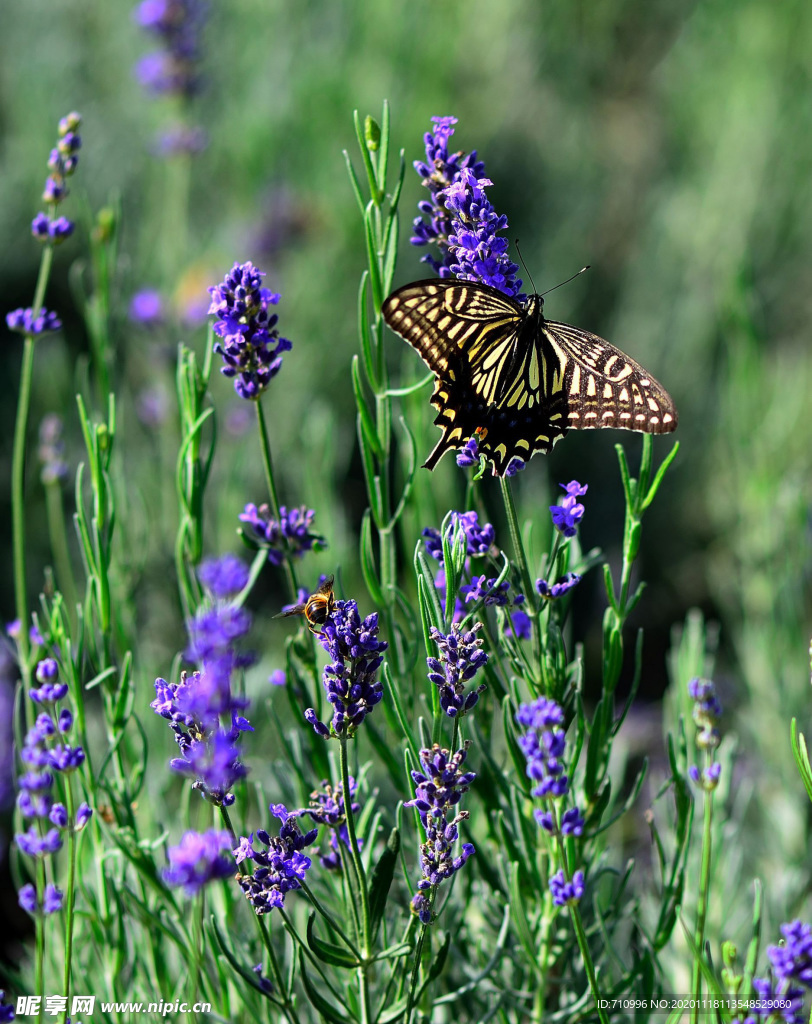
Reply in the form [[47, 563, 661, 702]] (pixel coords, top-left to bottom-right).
[[274, 575, 336, 634], [381, 278, 678, 476]]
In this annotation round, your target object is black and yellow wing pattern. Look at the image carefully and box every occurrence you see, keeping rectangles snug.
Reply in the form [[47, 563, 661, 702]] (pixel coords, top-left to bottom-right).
[[382, 277, 677, 476]]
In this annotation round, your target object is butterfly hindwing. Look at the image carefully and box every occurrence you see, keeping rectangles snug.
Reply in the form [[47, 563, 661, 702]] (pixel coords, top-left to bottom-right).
[[543, 320, 678, 434], [382, 278, 678, 475]]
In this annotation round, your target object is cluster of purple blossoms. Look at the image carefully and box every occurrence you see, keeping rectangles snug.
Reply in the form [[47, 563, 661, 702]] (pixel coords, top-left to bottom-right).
[[411, 116, 522, 299], [550, 481, 588, 538], [427, 623, 488, 718], [30, 112, 81, 247], [515, 698, 570, 800], [7, 113, 80, 339], [536, 573, 581, 601], [234, 804, 317, 914], [549, 869, 585, 907], [38, 414, 69, 484], [406, 744, 476, 925], [163, 829, 234, 896], [516, 698, 586, 906], [6, 308, 62, 338], [687, 677, 722, 790], [423, 510, 495, 563], [0, 990, 13, 1022], [456, 437, 525, 477], [129, 289, 165, 327], [208, 262, 292, 400], [462, 575, 519, 608], [152, 558, 255, 805], [304, 600, 387, 738], [16, 659, 92, 917], [134, 0, 206, 99], [730, 920, 812, 1024], [197, 553, 249, 598], [294, 778, 361, 871], [411, 116, 484, 277], [239, 503, 323, 566]]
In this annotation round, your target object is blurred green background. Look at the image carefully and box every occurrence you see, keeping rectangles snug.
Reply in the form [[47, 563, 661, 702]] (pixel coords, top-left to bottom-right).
[[2, 0, 812, 949]]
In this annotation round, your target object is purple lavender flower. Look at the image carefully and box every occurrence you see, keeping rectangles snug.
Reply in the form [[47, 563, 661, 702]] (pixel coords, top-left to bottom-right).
[[549, 869, 585, 907], [456, 437, 480, 468], [769, 921, 812, 989], [133, 0, 207, 99], [164, 829, 234, 895], [505, 457, 526, 477], [506, 608, 532, 641], [688, 762, 722, 790], [411, 116, 523, 297], [25, 112, 82, 255], [688, 677, 722, 754], [153, 594, 254, 805], [13, 676, 86, 864], [515, 697, 569, 798], [0, 647, 14, 814], [0, 990, 14, 1023], [208, 262, 292, 400], [296, 778, 362, 871], [239, 503, 323, 565], [235, 805, 317, 914], [406, 744, 476, 926], [128, 289, 165, 326], [152, 670, 252, 806], [38, 415, 69, 484], [18, 883, 38, 915], [461, 574, 514, 607], [550, 481, 588, 538], [411, 116, 485, 277], [422, 511, 495, 564], [6, 308, 62, 336], [154, 124, 209, 156], [304, 600, 387, 738], [426, 623, 488, 718], [536, 573, 581, 600], [198, 554, 249, 598]]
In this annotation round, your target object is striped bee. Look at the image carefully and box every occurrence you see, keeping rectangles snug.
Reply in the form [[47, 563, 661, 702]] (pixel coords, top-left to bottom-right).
[[275, 575, 335, 634]]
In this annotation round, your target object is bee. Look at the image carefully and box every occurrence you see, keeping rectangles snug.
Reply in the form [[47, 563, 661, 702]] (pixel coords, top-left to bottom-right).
[[275, 575, 335, 634]]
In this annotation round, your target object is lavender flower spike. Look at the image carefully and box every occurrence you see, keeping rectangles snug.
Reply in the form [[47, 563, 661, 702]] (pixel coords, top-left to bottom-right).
[[208, 262, 292, 400], [426, 622, 488, 718], [164, 830, 234, 895], [406, 744, 476, 926], [304, 599, 387, 738]]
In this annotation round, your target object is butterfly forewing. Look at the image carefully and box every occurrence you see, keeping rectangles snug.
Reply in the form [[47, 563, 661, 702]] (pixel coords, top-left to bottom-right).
[[382, 277, 677, 475], [382, 279, 521, 376]]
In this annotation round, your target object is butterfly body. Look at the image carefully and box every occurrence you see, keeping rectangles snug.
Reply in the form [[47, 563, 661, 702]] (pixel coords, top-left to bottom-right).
[[382, 278, 677, 475]]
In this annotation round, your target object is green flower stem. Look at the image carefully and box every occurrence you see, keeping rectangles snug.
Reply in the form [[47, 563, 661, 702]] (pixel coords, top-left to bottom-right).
[[12, 334, 36, 686], [44, 480, 79, 625], [35, 856, 46, 997], [12, 239, 55, 690], [406, 912, 433, 1024], [567, 899, 608, 1024], [61, 784, 78, 1024], [255, 399, 299, 603], [339, 734, 372, 1024], [499, 477, 541, 685], [691, 764, 715, 1024]]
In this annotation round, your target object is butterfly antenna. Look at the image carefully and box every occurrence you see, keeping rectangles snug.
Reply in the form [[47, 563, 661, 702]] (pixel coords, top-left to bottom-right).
[[540, 265, 591, 297], [514, 240, 537, 294]]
